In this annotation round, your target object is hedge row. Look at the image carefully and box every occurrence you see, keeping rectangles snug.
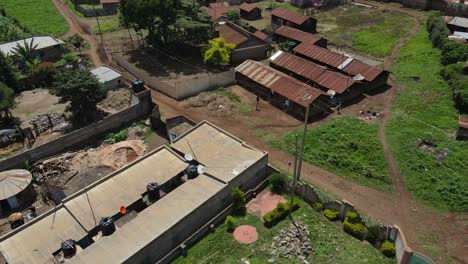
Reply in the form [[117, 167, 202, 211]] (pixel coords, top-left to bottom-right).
[[263, 199, 299, 227]]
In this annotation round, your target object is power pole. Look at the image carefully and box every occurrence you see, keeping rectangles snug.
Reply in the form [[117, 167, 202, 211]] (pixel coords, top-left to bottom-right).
[[296, 100, 311, 182], [289, 134, 299, 218], [91, 1, 104, 43]]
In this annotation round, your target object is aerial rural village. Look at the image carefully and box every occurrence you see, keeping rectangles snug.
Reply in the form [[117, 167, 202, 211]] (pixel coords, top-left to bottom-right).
[[0, 0, 467, 263]]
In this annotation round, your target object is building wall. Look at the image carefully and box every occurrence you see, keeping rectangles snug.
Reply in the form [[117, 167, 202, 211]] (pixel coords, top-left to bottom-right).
[[456, 127, 468, 140], [102, 3, 119, 14], [0, 90, 153, 171], [367, 71, 390, 92], [232, 39, 266, 63], [240, 9, 261, 20], [37, 45, 64, 61]]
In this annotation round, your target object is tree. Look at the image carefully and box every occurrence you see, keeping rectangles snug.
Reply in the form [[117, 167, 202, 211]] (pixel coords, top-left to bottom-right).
[[11, 38, 38, 71], [0, 82, 14, 112], [231, 187, 246, 215], [51, 69, 106, 124], [269, 172, 286, 193], [0, 51, 18, 91], [225, 10, 240, 22], [203, 37, 235, 65], [119, 0, 213, 47]]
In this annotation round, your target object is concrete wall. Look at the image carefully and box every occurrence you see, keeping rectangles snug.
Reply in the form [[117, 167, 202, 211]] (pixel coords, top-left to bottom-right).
[[0, 90, 153, 171], [232, 45, 266, 63]]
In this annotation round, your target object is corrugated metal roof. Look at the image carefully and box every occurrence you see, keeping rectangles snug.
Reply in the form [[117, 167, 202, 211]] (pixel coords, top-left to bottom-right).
[[217, 23, 249, 46], [294, 42, 383, 82], [270, 51, 355, 94], [0, 36, 64, 56], [274, 25, 322, 44], [459, 116, 468, 129], [100, 0, 119, 4], [209, 2, 230, 8], [448, 16, 468, 28], [0, 169, 32, 200], [206, 5, 239, 20], [236, 59, 327, 107], [91, 66, 122, 83], [254, 31, 268, 41], [454, 31, 468, 39], [271, 7, 310, 25], [239, 2, 257, 12]]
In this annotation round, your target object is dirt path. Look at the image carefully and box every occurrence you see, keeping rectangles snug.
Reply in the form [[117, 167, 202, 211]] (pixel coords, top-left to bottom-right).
[[52, 0, 108, 66]]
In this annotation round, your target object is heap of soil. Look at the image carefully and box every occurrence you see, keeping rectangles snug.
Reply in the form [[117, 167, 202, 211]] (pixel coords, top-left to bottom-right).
[[98, 88, 132, 114]]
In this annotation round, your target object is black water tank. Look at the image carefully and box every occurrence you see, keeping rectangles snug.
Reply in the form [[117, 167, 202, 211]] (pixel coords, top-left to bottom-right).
[[185, 164, 198, 179], [132, 79, 145, 93], [61, 240, 77, 258], [100, 216, 116, 236], [146, 182, 160, 201]]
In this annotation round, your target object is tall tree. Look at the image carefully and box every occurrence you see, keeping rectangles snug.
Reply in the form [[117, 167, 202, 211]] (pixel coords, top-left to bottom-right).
[[204, 37, 235, 65], [0, 51, 18, 91], [51, 69, 106, 124], [11, 38, 38, 68]]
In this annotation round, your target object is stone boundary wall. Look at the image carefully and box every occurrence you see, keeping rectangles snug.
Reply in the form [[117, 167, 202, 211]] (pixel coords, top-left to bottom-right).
[[0, 90, 153, 171]]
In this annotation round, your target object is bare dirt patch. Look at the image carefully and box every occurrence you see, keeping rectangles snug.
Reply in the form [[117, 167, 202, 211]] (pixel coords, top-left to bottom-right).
[[98, 88, 132, 114], [184, 91, 239, 117]]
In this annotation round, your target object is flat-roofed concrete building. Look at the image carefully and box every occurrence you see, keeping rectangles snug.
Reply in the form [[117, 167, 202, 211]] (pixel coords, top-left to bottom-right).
[[0, 121, 268, 264], [0, 36, 65, 61]]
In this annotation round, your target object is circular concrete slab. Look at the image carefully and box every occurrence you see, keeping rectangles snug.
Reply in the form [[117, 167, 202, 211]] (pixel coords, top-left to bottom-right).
[[233, 225, 258, 244]]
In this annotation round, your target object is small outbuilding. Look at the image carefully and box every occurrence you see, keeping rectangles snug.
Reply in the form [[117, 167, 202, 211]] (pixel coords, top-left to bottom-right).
[[91, 65, 124, 89], [447, 16, 468, 33], [100, 0, 120, 15], [0, 36, 65, 61], [0, 169, 36, 215], [239, 3, 261, 20], [271, 7, 317, 33], [456, 116, 468, 140], [274, 25, 327, 48]]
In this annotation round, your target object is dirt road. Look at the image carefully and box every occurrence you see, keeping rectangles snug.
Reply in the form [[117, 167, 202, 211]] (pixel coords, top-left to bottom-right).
[[52, 0, 108, 66]]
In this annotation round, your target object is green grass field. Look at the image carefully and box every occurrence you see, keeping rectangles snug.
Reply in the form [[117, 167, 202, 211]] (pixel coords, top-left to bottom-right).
[[264, 117, 392, 191], [174, 198, 393, 264], [352, 15, 415, 57], [387, 24, 468, 211], [0, 14, 29, 42], [0, 0, 68, 36]]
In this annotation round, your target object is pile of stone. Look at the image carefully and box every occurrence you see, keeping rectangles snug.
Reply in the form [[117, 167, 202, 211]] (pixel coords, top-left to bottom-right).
[[270, 222, 312, 263], [30, 113, 67, 134]]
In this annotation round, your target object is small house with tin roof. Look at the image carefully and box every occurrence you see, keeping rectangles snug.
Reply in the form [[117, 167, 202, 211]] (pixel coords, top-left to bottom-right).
[[239, 3, 261, 20], [271, 7, 317, 33]]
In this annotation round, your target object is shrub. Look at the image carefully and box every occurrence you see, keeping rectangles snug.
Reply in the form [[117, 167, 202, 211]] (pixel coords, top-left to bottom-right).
[[225, 215, 236, 232], [263, 199, 299, 227], [366, 224, 380, 245], [31, 63, 56, 86], [381, 240, 396, 258], [231, 187, 246, 215], [269, 172, 286, 193], [343, 211, 365, 240], [323, 209, 339, 221], [312, 202, 323, 212], [106, 128, 128, 143]]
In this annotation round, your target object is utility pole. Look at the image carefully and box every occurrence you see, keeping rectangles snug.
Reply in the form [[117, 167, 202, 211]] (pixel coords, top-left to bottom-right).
[[295, 99, 311, 182], [91, 1, 104, 43], [289, 134, 299, 218]]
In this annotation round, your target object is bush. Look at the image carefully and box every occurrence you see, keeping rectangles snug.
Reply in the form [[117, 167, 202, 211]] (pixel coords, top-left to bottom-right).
[[225, 215, 236, 232], [231, 187, 246, 215], [31, 63, 56, 86], [106, 128, 128, 143], [312, 202, 323, 212], [343, 211, 366, 240], [323, 209, 339, 221], [366, 224, 380, 245], [263, 199, 299, 227], [381, 240, 396, 258], [269, 172, 286, 193]]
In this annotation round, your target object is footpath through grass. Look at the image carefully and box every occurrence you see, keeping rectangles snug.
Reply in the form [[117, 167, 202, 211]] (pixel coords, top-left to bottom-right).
[[352, 15, 415, 57], [387, 24, 468, 211], [174, 199, 393, 264], [266, 117, 392, 192], [0, 0, 68, 36]]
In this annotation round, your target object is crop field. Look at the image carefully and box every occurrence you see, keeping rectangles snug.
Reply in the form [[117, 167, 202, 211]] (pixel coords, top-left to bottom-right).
[[264, 117, 392, 192], [174, 198, 393, 264], [387, 26, 468, 211], [315, 5, 414, 57], [0, 0, 68, 36]]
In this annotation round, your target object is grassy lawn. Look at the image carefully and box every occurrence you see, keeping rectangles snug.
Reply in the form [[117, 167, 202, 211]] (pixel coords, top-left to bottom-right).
[[266, 117, 392, 192], [84, 15, 121, 34], [174, 198, 394, 264], [352, 15, 415, 57], [387, 23, 468, 211], [315, 5, 414, 57], [0, 0, 68, 36]]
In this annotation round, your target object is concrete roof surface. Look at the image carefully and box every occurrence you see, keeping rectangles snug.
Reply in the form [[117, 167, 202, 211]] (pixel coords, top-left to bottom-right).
[[0, 36, 64, 56], [90, 66, 122, 83], [69, 175, 225, 263], [172, 122, 266, 183], [0, 207, 87, 264]]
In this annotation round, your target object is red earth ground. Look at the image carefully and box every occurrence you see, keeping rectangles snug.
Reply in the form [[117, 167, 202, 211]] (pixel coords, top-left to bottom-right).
[[233, 225, 258, 244], [247, 190, 288, 217]]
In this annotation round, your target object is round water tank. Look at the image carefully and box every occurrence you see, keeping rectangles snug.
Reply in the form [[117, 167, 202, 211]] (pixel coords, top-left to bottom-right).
[[146, 182, 160, 201], [185, 165, 198, 179], [61, 240, 77, 258], [132, 79, 145, 93], [100, 216, 116, 236]]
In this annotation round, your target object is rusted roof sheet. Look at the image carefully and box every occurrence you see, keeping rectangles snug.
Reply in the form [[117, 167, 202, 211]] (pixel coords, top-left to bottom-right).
[[235, 60, 327, 107], [294, 42, 384, 82], [274, 26, 322, 44], [270, 51, 355, 94], [100, 0, 119, 3], [459, 116, 468, 129], [205, 4, 238, 20], [342, 59, 383, 83], [210, 2, 230, 8], [217, 24, 249, 45], [254, 31, 268, 41], [271, 7, 310, 25], [239, 2, 257, 12]]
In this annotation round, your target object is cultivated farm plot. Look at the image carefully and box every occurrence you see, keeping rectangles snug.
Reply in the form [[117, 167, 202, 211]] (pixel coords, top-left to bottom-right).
[[0, 0, 68, 36], [314, 4, 414, 57], [173, 198, 393, 264]]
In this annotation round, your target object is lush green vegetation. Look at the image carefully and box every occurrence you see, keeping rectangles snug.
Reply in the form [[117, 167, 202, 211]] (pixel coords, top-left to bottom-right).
[[90, 15, 121, 33], [323, 209, 339, 221], [268, 2, 301, 12], [0, 0, 68, 36], [106, 128, 129, 143], [343, 211, 365, 240], [388, 25, 468, 211], [204, 38, 235, 65], [173, 198, 393, 264], [0, 12, 30, 42], [353, 15, 415, 57], [271, 117, 392, 191], [381, 240, 396, 258]]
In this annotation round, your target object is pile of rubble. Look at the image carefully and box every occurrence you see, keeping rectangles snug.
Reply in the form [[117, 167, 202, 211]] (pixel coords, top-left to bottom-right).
[[31, 151, 79, 185], [270, 222, 312, 263], [30, 113, 68, 134]]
